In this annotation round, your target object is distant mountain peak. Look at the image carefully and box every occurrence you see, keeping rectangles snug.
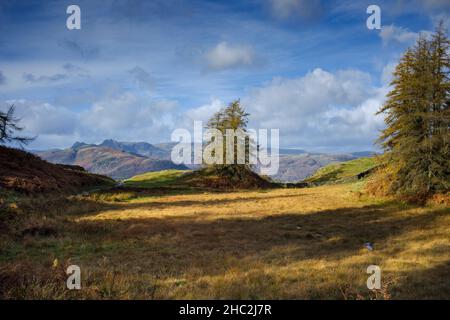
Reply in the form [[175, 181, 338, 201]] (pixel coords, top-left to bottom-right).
[[100, 139, 152, 147], [100, 139, 120, 147], [71, 141, 90, 150], [97, 139, 168, 159]]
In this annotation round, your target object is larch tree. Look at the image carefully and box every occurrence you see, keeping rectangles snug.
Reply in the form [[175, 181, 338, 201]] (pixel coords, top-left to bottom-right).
[[206, 99, 254, 169], [376, 22, 450, 198]]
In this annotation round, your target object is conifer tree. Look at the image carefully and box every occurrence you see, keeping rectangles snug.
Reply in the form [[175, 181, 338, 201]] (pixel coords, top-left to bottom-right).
[[377, 22, 450, 198], [206, 99, 253, 168]]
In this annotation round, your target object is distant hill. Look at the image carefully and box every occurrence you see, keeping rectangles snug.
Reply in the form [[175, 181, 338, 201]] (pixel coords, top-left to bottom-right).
[[0, 146, 113, 193], [302, 157, 378, 186], [35, 140, 187, 180]]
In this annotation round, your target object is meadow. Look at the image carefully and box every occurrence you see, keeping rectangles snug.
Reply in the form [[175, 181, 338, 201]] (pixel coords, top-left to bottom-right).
[[1, 171, 448, 299]]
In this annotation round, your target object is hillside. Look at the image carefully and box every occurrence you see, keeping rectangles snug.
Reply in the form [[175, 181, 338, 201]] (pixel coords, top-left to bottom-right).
[[35, 141, 188, 180], [272, 153, 360, 182], [303, 157, 378, 186], [125, 166, 275, 190], [181, 166, 275, 189], [0, 146, 114, 193]]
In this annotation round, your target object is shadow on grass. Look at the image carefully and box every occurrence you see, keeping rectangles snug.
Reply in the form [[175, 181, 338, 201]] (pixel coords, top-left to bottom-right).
[[101, 193, 311, 211], [2, 187, 449, 299], [70, 203, 449, 268]]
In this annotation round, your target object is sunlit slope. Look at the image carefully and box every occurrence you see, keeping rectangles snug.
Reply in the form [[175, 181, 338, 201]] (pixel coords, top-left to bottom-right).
[[124, 166, 275, 189], [303, 157, 378, 186], [124, 169, 190, 188]]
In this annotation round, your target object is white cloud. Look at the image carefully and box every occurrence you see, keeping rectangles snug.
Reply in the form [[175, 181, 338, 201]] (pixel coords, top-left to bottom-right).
[[1, 100, 80, 149], [2, 92, 181, 149], [174, 67, 387, 151], [245, 68, 372, 123], [241, 68, 387, 151], [81, 92, 178, 141], [379, 25, 423, 45], [184, 98, 224, 124], [205, 42, 256, 71], [3, 100, 77, 136]]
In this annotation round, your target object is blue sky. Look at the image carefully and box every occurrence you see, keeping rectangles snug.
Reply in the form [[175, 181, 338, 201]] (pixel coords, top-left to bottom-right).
[[0, 0, 449, 152]]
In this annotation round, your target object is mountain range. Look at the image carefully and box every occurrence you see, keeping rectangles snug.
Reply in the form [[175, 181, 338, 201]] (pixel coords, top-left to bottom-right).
[[34, 139, 375, 182], [35, 140, 187, 180]]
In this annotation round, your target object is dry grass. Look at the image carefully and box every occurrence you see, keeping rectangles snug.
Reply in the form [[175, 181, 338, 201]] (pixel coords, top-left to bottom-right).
[[0, 184, 449, 299]]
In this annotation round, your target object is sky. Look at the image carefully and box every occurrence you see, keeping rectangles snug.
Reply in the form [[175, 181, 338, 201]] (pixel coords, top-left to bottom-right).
[[0, 0, 449, 152]]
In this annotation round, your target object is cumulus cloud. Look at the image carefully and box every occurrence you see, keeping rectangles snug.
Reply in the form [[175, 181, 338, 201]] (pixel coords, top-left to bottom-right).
[[184, 98, 224, 124], [205, 42, 256, 71], [241, 68, 386, 150], [246, 68, 373, 121], [173, 68, 387, 151], [80, 92, 178, 142], [2, 92, 181, 149], [269, 0, 323, 20], [379, 25, 424, 45], [3, 100, 78, 137]]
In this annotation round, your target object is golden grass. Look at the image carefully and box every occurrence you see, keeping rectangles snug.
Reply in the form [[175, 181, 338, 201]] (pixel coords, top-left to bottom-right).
[[1, 184, 449, 299]]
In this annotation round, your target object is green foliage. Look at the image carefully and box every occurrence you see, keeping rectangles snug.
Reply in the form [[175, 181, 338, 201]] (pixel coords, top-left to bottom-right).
[[304, 157, 377, 185], [206, 99, 254, 168], [377, 22, 450, 198]]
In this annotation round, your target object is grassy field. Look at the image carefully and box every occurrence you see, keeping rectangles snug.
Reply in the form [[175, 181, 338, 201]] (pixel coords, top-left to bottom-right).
[[0, 168, 450, 299], [1, 175, 449, 300]]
